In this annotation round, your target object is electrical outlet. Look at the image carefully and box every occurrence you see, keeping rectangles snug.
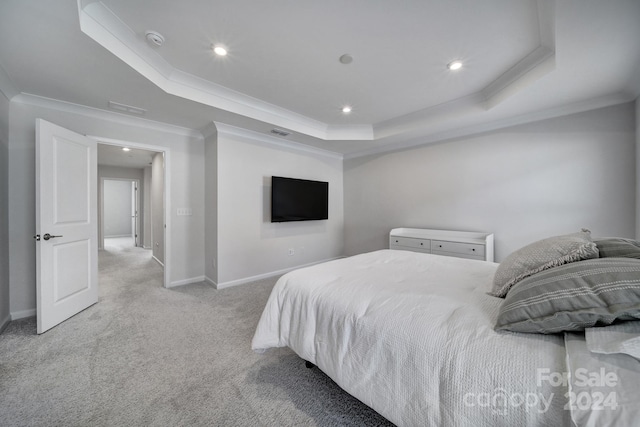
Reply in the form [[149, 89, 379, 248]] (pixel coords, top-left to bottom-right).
[[288, 248, 295, 256]]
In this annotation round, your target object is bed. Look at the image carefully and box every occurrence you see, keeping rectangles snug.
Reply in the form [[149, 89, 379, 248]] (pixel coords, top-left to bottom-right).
[[252, 242, 640, 426]]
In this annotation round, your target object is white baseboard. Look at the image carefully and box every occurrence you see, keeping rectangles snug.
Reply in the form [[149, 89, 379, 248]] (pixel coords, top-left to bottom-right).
[[143, 245, 151, 249], [0, 314, 10, 334], [204, 276, 217, 287], [104, 234, 134, 238], [11, 308, 36, 320], [215, 257, 342, 290], [152, 256, 164, 267], [168, 276, 205, 288]]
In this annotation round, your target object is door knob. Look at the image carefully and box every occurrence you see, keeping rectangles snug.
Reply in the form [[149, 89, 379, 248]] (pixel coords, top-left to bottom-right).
[[43, 233, 63, 241]]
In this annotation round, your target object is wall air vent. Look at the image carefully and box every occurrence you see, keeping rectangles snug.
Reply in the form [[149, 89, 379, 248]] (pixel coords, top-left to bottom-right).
[[270, 128, 291, 137], [108, 101, 147, 116]]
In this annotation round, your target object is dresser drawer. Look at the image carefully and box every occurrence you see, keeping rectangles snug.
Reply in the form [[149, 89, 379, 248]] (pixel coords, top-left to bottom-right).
[[431, 250, 485, 261], [390, 236, 430, 250], [431, 240, 485, 257]]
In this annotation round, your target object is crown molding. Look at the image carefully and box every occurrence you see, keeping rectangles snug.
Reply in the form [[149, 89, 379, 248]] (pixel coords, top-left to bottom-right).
[[481, 0, 556, 109], [76, 0, 560, 144], [0, 63, 19, 101], [481, 46, 555, 110], [200, 122, 218, 139], [345, 92, 634, 160], [214, 122, 343, 160], [12, 93, 202, 138], [78, 1, 372, 141]]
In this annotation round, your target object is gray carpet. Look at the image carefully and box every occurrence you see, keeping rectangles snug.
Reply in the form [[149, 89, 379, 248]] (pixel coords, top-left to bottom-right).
[[0, 239, 394, 426]]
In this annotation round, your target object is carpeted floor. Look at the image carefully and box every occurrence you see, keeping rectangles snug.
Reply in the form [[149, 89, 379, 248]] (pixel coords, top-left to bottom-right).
[[0, 239, 393, 426]]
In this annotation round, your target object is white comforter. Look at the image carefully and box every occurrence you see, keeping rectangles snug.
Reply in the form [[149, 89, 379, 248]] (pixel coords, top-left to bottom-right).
[[252, 250, 570, 426]]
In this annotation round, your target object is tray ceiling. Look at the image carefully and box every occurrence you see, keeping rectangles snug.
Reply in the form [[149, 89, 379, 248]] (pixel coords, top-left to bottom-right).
[[0, 0, 638, 156]]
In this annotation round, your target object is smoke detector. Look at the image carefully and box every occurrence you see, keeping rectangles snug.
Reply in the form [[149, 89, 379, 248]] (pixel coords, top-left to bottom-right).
[[145, 31, 165, 47]]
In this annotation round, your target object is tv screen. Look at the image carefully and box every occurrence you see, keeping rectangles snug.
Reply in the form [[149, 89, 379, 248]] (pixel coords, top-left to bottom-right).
[[271, 176, 329, 222]]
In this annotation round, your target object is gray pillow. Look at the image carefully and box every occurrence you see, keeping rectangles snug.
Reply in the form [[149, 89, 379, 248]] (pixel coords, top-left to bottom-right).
[[594, 237, 640, 259], [490, 230, 599, 298], [495, 258, 640, 334]]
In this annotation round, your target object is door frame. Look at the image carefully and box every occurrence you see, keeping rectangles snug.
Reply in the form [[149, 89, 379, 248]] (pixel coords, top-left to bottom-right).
[[99, 177, 141, 247], [93, 136, 171, 289]]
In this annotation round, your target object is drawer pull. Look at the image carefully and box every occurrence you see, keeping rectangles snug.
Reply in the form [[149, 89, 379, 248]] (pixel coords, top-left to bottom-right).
[[420, 243, 423, 246]]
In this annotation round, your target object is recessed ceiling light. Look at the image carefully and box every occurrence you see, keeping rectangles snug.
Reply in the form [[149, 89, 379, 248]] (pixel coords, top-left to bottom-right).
[[339, 54, 353, 64], [122, 147, 131, 152], [213, 45, 228, 56], [447, 60, 463, 71], [342, 106, 352, 114]]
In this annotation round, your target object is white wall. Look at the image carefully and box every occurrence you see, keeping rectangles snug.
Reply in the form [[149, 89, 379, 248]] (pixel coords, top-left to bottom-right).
[[98, 165, 145, 246], [214, 125, 344, 286], [344, 102, 637, 262], [636, 97, 640, 239], [103, 179, 133, 237], [0, 90, 9, 330], [204, 128, 217, 283], [7, 97, 205, 316], [151, 152, 165, 264], [143, 166, 152, 248]]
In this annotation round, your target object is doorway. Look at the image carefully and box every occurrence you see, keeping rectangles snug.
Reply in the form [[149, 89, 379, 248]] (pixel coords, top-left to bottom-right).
[[96, 139, 170, 288], [101, 178, 139, 250]]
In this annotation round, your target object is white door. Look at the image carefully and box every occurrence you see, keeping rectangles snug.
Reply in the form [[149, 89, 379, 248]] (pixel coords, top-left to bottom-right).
[[36, 119, 98, 334]]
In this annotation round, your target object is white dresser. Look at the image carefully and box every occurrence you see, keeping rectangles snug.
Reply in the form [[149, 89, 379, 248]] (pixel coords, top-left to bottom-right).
[[389, 228, 494, 262]]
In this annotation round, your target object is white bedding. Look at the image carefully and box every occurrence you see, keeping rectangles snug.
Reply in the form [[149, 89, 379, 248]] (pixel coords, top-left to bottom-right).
[[252, 250, 571, 426]]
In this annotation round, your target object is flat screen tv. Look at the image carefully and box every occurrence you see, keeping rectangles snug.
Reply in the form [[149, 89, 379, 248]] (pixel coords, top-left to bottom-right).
[[271, 176, 329, 222]]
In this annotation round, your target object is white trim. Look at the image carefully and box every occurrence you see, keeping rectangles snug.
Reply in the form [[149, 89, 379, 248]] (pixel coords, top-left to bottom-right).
[[78, 1, 349, 141], [215, 257, 342, 290], [481, 46, 555, 110], [0, 62, 18, 101], [200, 122, 218, 138], [204, 276, 217, 287], [346, 93, 635, 160], [0, 314, 10, 334], [11, 309, 36, 320], [214, 122, 343, 160], [169, 276, 205, 288], [104, 234, 134, 238], [73, 0, 556, 143], [91, 136, 171, 290], [12, 93, 201, 139], [152, 255, 164, 267]]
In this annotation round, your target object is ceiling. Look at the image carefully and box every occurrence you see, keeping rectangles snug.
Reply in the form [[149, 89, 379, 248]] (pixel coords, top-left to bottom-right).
[[97, 143, 157, 169], [0, 0, 638, 157]]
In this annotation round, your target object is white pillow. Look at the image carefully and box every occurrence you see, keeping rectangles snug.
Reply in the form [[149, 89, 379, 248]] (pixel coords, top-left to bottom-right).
[[490, 229, 599, 298], [585, 322, 640, 361]]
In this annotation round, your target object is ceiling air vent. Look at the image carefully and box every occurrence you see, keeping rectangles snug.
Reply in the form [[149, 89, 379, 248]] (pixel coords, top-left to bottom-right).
[[108, 101, 147, 116], [270, 128, 291, 137]]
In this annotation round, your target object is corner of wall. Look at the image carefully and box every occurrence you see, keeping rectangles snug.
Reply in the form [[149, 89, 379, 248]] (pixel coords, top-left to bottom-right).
[[204, 127, 218, 283], [0, 86, 10, 329], [636, 96, 640, 239]]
